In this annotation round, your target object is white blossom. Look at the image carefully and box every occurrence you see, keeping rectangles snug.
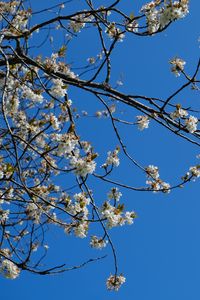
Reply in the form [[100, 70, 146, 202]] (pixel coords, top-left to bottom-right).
[[69, 13, 93, 33], [126, 20, 139, 33], [189, 166, 200, 178], [125, 211, 136, 224], [105, 149, 120, 167], [137, 115, 150, 130], [90, 236, 108, 249], [170, 57, 186, 76], [74, 192, 90, 205], [170, 106, 188, 119], [141, 1, 189, 34], [101, 202, 135, 229], [80, 141, 92, 153], [0, 248, 11, 258], [106, 23, 125, 42], [26, 203, 41, 224], [161, 182, 171, 193], [145, 165, 170, 193], [106, 274, 126, 291], [54, 134, 78, 156], [146, 179, 161, 191], [0, 259, 20, 279], [74, 221, 88, 238], [0, 171, 4, 179], [160, 1, 189, 28], [107, 187, 122, 201], [49, 114, 60, 131], [0, 1, 19, 15], [0, 209, 9, 223], [11, 10, 31, 31], [185, 115, 198, 133], [70, 155, 96, 177], [145, 165, 159, 180], [101, 202, 123, 228], [50, 78, 66, 98], [22, 85, 44, 103]]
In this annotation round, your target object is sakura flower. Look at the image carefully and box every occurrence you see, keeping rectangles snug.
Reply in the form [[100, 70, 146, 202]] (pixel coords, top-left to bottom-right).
[[136, 115, 150, 130], [107, 187, 122, 201], [90, 236, 108, 249], [161, 182, 171, 193], [101, 202, 124, 228], [125, 211, 136, 224], [185, 115, 198, 133], [22, 85, 43, 103], [145, 165, 159, 180], [0, 259, 20, 279], [0, 209, 9, 223], [50, 78, 67, 98], [141, 1, 189, 34], [106, 23, 125, 42], [105, 148, 120, 167], [160, 0, 189, 28], [49, 114, 60, 131], [170, 105, 188, 119], [170, 57, 186, 76], [74, 221, 88, 238], [106, 274, 126, 291], [70, 155, 96, 177], [26, 203, 41, 224], [189, 166, 200, 178], [126, 20, 139, 33], [0, 171, 4, 179], [56, 134, 78, 156]]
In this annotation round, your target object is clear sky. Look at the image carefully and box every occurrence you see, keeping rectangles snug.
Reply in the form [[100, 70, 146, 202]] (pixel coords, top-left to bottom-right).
[[1, 1, 200, 299]]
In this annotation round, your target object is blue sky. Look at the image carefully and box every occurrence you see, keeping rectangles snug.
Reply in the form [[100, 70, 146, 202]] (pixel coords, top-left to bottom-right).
[[1, 1, 200, 299]]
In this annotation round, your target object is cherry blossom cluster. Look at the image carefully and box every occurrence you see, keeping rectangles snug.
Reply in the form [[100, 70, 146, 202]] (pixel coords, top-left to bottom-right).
[[0, 1, 19, 16], [170, 104, 188, 119], [182, 164, 200, 183], [107, 187, 122, 202], [126, 19, 139, 33], [145, 165, 171, 193], [185, 116, 198, 133], [101, 200, 136, 229], [105, 23, 125, 42], [106, 274, 126, 291], [69, 153, 97, 177], [0, 0, 198, 293], [170, 105, 198, 133], [102, 148, 120, 168], [0, 259, 20, 279], [136, 115, 150, 130], [189, 165, 200, 178], [69, 13, 94, 33], [169, 57, 186, 76], [0, 2, 31, 35], [43, 53, 76, 78], [141, 0, 189, 34], [90, 236, 108, 249]]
